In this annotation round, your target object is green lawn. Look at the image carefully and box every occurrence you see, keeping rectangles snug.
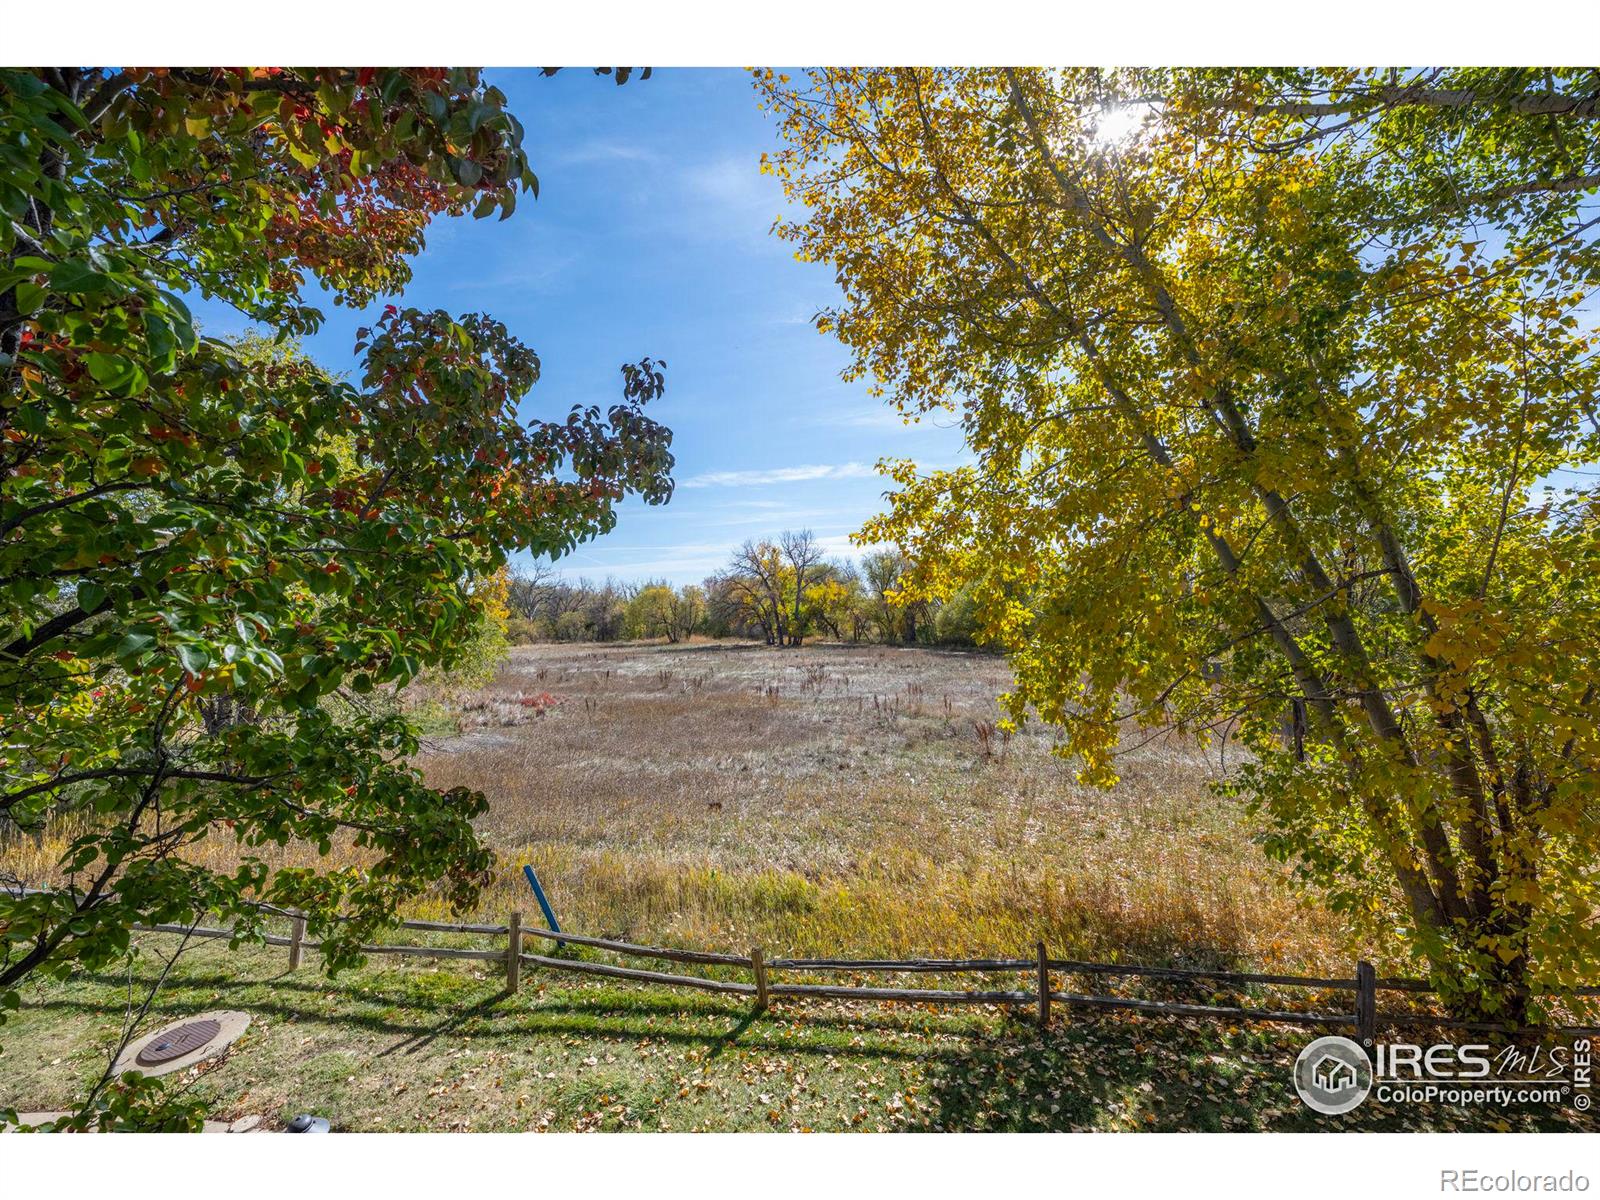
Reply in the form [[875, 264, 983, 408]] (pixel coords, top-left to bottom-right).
[[1, 937, 1587, 1132]]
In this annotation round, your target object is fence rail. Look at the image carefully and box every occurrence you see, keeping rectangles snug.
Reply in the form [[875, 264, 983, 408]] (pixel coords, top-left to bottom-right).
[[10, 888, 1596, 1037], [518, 925, 753, 967], [128, 917, 1600, 1038]]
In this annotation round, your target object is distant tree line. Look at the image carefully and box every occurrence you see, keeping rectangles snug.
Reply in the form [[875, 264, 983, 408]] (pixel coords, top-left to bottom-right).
[[506, 529, 987, 648]]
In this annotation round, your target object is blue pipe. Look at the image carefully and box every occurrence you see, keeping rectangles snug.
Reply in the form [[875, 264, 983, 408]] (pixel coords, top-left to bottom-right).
[[522, 864, 564, 948]]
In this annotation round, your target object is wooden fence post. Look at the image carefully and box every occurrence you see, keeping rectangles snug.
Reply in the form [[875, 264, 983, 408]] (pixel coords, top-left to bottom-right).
[[506, 911, 523, 993], [1355, 959, 1376, 1046], [287, 912, 306, 971], [1036, 942, 1051, 1028], [1030, 947, 1056, 1030], [751, 946, 768, 1012]]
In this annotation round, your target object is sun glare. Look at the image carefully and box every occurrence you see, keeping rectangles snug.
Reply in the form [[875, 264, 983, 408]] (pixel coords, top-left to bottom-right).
[[1091, 103, 1147, 146]]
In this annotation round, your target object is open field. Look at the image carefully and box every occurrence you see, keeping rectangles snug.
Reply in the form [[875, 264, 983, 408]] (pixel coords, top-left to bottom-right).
[[15, 640, 1559, 1132], [416, 640, 1353, 974], [11, 640, 1350, 971]]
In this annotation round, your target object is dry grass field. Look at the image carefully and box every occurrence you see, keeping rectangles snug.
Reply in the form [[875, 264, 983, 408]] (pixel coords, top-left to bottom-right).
[[416, 639, 1351, 975], [5, 640, 1356, 975]]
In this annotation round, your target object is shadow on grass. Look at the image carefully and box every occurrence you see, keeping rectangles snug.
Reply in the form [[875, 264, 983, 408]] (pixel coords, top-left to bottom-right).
[[60, 958, 995, 1035], [26, 978, 962, 1069], [902, 1019, 1253, 1132], [376, 991, 514, 1058], [21, 962, 1588, 1131], [900, 1016, 1589, 1132], [704, 1007, 760, 1059]]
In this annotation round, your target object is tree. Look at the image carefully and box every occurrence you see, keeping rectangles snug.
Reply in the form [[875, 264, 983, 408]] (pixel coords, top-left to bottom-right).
[[626, 580, 698, 641], [668, 584, 707, 643], [701, 573, 748, 639], [627, 581, 706, 643], [0, 69, 673, 1019], [717, 539, 792, 645], [862, 548, 924, 644], [506, 562, 558, 620], [582, 578, 632, 641], [759, 67, 1600, 1021], [933, 584, 982, 647], [780, 529, 824, 646], [806, 561, 868, 642], [713, 532, 834, 646], [517, 570, 595, 638]]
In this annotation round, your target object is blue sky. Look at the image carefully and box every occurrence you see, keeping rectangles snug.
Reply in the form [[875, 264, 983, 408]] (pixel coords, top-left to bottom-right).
[[192, 68, 968, 586]]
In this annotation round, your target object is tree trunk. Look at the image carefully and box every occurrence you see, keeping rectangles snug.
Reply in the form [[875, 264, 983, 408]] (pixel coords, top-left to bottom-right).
[[199, 694, 257, 735]]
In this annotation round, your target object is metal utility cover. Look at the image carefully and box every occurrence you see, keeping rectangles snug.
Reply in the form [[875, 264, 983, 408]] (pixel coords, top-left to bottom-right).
[[136, 1018, 224, 1066], [113, 1010, 251, 1078]]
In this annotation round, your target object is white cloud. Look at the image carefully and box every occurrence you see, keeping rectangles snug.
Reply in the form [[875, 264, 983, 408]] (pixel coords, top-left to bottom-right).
[[540, 540, 733, 583], [679, 462, 878, 489], [683, 155, 775, 211], [829, 408, 929, 430], [444, 252, 579, 294], [815, 533, 868, 559], [553, 141, 661, 167]]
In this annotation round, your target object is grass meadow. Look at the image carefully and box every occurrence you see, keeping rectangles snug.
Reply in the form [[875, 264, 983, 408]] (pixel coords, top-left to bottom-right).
[[10, 640, 1349, 970], [11, 641, 1575, 1132], [424, 640, 1345, 973]]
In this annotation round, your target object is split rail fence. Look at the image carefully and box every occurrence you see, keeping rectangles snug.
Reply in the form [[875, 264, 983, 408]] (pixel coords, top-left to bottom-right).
[[106, 901, 1600, 1041]]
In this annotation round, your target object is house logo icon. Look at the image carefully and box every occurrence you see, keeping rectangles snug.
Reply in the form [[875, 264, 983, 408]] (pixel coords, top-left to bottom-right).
[[1294, 1035, 1373, 1115], [1313, 1054, 1356, 1093]]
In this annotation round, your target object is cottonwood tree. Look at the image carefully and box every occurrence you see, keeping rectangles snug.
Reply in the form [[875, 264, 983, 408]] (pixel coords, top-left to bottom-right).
[[667, 585, 707, 642], [0, 68, 673, 1019], [780, 528, 824, 645], [717, 538, 792, 645], [803, 561, 868, 642], [625, 581, 704, 642], [759, 67, 1600, 1020], [862, 549, 926, 644], [506, 562, 558, 620], [701, 573, 750, 640]]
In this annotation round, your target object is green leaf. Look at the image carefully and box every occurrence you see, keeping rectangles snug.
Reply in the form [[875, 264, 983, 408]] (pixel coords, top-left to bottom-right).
[[49, 260, 114, 296], [143, 312, 177, 373], [175, 643, 211, 674], [85, 352, 136, 388], [114, 631, 155, 659]]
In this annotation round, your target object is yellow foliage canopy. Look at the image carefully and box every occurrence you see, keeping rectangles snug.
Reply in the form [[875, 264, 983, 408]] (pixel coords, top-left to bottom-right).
[[757, 67, 1600, 1021]]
